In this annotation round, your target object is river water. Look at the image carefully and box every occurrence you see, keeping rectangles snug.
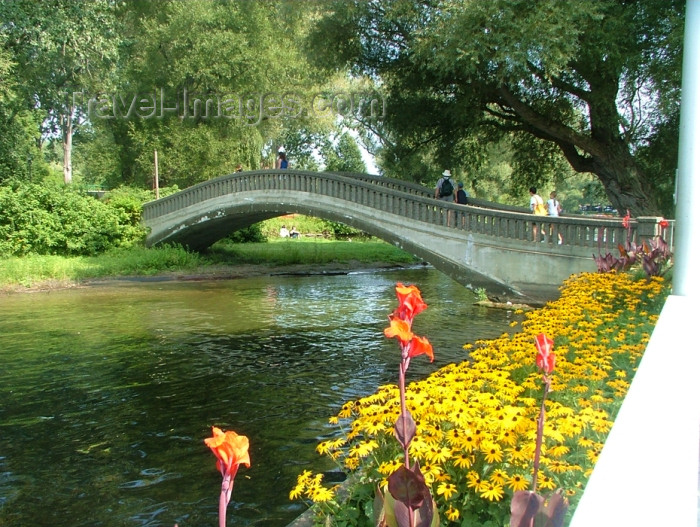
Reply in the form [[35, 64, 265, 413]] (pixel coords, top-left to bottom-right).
[[0, 267, 523, 527]]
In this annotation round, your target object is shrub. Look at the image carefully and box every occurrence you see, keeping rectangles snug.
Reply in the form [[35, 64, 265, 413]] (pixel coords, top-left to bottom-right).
[[0, 180, 152, 257], [227, 224, 266, 243]]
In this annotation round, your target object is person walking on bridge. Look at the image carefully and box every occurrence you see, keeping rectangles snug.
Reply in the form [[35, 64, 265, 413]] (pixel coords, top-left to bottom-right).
[[456, 182, 469, 205], [529, 186, 547, 242], [435, 169, 456, 226], [276, 148, 288, 169], [547, 191, 563, 244], [435, 170, 455, 202]]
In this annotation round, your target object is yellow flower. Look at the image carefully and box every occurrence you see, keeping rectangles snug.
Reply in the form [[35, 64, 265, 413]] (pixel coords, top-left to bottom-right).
[[316, 438, 345, 456], [425, 445, 452, 464], [538, 475, 557, 490], [481, 441, 503, 464], [506, 444, 531, 463], [548, 444, 570, 458], [452, 451, 475, 469], [489, 469, 508, 485], [378, 459, 403, 475], [480, 481, 505, 501], [348, 439, 379, 458], [437, 482, 458, 500], [310, 486, 336, 503], [289, 484, 304, 500], [578, 436, 595, 448], [446, 506, 460, 521], [338, 402, 354, 418], [507, 473, 530, 491], [466, 471, 484, 491]]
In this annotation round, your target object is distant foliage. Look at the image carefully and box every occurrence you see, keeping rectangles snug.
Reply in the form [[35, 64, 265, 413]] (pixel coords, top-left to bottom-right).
[[0, 181, 150, 257], [227, 224, 267, 243], [322, 220, 366, 239]]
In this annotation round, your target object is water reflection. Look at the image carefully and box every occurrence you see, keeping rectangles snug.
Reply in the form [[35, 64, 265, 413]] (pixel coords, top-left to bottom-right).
[[0, 268, 523, 527]]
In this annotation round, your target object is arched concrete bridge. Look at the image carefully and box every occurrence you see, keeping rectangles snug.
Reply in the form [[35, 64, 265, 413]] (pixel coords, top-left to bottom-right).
[[142, 170, 672, 300]]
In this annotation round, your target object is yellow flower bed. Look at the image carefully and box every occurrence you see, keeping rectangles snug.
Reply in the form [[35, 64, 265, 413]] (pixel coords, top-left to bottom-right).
[[291, 272, 669, 525]]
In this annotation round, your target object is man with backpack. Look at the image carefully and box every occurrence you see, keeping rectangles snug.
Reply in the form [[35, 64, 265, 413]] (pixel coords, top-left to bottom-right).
[[435, 169, 455, 202]]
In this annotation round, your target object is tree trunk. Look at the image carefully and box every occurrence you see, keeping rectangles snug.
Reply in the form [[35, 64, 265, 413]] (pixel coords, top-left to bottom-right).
[[591, 157, 658, 217], [62, 111, 73, 185]]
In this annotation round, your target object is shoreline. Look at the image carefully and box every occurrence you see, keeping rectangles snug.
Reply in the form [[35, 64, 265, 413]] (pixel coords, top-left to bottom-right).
[[0, 261, 550, 307], [0, 261, 417, 295]]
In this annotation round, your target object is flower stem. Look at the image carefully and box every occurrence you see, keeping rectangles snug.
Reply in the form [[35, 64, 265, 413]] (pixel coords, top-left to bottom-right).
[[532, 376, 550, 493], [399, 359, 410, 468], [219, 474, 233, 527]]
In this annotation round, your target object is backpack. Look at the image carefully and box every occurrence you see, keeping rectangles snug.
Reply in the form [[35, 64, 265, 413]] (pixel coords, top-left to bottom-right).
[[439, 178, 454, 197], [456, 189, 468, 205], [533, 195, 547, 216]]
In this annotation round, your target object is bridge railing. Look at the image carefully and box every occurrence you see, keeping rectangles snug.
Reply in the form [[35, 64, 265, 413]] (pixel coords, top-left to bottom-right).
[[142, 170, 674, 252]]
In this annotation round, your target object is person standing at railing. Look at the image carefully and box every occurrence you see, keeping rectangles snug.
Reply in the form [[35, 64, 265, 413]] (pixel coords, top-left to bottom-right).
[[456, 182, 469, 205], [547, 191, 564, 244], [276, 148, 289, 169], [435, 169, 455, 226], [529, 186, 547, 242], [435, 169, 454, 202], [455, 182, 469, 227]]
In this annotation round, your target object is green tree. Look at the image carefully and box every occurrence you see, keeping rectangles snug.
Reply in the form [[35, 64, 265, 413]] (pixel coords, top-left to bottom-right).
[[323, 132, 367, 172], [0, 36, 46, 182], [88, 0, 337, 189], [0, 0, 120, 184], [310, 0, 684, 217]]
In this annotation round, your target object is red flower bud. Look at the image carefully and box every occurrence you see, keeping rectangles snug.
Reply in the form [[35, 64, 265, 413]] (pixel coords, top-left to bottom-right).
[[534, 333, 555, 374]]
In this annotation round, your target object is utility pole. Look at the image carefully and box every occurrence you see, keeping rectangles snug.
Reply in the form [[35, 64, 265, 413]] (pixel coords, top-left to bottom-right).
[[154, 149, 160, 200]]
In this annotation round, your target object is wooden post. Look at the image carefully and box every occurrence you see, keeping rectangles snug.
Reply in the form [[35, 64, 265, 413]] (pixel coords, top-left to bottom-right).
[[154, 149, 159, 200]]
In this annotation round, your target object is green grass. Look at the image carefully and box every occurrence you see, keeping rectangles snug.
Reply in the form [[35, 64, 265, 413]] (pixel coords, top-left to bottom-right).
[[259, 215, 334, 239], [0, 245, 204, 288], [208, 238, 417, 266], [0, 239, 417, 289]]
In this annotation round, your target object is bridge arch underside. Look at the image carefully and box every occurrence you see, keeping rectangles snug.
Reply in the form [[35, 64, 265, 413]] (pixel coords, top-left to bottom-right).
[[145, 191, 575, 301]]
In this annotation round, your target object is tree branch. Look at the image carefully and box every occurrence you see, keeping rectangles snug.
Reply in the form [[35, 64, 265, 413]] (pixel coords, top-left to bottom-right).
[[526, 60, 591, 101], [497, 84, 606, 159]]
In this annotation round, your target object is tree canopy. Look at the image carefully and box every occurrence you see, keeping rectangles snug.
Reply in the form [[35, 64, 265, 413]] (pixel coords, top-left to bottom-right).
[[0, 0, 685, 217], [0, 0, 361, 189], [309, 0, 684, 216]]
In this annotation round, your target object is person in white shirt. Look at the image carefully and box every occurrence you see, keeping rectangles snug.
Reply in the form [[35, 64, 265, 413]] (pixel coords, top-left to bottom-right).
[[546, 191, 563, 244]]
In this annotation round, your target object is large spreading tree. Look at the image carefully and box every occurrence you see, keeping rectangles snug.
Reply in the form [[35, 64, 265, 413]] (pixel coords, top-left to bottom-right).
[[310, 0, 684, 217]]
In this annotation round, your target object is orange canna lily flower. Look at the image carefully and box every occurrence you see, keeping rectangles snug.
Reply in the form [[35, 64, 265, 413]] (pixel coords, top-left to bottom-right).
[[622, 210, 631, 229], [384, 316, 414, 344], [407, 335, 434, 362], [394, 283, 427, 322], [205, 427, 250, 527], [534, 333, 555, 374], [205, 426, 251, 477]]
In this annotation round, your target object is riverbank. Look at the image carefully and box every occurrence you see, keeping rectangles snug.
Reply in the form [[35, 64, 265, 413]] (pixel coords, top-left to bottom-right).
[[83, 260, 419, 288], [0, 259, 421, 295], [0, 240, 554, 306], [0, 240, 420, 295]]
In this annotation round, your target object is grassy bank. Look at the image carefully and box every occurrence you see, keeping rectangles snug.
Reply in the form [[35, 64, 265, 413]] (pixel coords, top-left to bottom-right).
[[0, 238, 418, 291]]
